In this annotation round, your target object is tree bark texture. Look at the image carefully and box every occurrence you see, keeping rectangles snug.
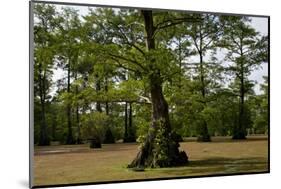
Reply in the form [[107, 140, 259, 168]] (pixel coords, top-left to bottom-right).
[[128, 10, 188, 168]]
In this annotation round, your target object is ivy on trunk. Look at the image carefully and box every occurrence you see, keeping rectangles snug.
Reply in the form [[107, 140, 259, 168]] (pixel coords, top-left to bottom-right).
[[128, 10, 188, 168]]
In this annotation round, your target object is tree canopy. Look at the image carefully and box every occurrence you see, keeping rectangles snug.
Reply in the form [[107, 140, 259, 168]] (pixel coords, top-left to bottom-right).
[[33, 4, 268, 168]]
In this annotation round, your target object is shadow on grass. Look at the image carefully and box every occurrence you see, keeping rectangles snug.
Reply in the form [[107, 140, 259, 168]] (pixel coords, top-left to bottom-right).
[[189, 157, 267, 166], [35, 143, 139, 156], [148, 157, 268, 176], [183, 136, 268, 143]]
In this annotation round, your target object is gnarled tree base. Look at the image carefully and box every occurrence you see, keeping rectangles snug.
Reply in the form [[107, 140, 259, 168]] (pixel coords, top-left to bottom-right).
[[128, 136, 188, 168]]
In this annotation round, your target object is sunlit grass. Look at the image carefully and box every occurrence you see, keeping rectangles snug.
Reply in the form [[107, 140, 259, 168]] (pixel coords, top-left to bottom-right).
[[34, 136, 268, 186]]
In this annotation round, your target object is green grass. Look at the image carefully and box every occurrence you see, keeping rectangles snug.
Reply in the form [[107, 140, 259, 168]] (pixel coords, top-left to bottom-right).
[[33, 136, 268, 186]]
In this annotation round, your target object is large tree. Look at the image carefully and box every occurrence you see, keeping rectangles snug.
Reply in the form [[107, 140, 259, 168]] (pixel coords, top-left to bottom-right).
[[56, 7, 82, 144], [86, 8, 196, 167], [34, 4, 59, 145], [220, 16, 268, 139], [127, 10, 188, 168], [184, 14, 223, 141]]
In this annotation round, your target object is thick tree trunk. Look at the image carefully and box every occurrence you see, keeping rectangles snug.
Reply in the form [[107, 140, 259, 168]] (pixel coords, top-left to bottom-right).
[[128, 10, 188, 168], [128, 78, 188, 168], [197, 52, 211, 142], [38, 65, 49, 146]]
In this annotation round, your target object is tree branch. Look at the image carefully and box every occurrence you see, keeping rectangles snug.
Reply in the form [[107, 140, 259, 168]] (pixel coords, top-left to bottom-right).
[[153, 16, 202, 38], [107, 21, 146, 56], [108, 53, 147, 71], [109, 57, 139, 73]]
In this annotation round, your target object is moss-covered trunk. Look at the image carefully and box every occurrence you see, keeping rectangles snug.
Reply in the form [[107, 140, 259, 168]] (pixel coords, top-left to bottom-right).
[[128, 10, 188, 168]]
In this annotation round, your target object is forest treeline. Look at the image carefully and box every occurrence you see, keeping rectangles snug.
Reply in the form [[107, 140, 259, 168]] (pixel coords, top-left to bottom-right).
[[33, 4, 268, 167]]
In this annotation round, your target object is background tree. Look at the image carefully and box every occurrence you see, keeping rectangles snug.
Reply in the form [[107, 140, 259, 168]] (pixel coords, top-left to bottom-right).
[[184, 14, 223, 141], [220, 16, 268, 139], [34, 4, 60, 145], [56, 7, 82, 144], [249, 76, 268, 134]]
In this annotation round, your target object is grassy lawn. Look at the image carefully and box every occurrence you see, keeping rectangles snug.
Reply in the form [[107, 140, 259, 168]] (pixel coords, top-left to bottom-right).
[[33, 136, 268, 186]]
